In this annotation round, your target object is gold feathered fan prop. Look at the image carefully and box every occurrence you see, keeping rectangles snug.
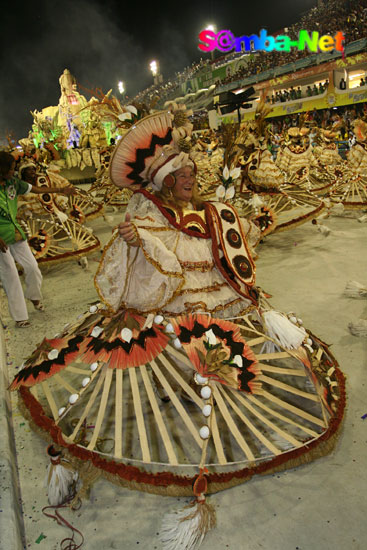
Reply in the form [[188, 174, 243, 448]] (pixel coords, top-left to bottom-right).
[[253, 98, 273, 142], [76, 89, 138, 130]]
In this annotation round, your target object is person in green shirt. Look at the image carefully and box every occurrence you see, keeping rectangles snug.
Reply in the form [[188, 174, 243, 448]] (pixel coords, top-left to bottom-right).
[[0, 151, 77, 328]]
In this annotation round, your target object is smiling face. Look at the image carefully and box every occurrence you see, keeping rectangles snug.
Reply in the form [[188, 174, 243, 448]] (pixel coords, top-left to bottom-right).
[[172, 165, 196, 202], [21, 166, 37, 185]]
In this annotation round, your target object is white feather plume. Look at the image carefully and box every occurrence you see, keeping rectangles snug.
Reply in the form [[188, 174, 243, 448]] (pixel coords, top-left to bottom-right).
[[348, 319, 367, 337], [160, 500, 216, 550], [317, 223, 331, 236], [45, 461, 77, 506], [55, 209, 69, 223], [262, 310, 307, 350], [344, 280, 367, 298]]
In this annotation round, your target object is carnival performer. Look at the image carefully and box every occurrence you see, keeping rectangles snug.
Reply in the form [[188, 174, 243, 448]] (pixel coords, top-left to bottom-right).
[[0, 151, 76, 327], [347, 117, 367, 177], [276, 126, 318, 178], [109, 160, 260, 319], [10, 105, 345, 550]]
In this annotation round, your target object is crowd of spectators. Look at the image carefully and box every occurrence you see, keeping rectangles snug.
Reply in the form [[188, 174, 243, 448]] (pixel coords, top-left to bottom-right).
[[338, 75, 367, 89], [132, 60, 209, 106], [267, 80, 329, 104], [131, 0, 367, 107], [211, 0, 367, 88]]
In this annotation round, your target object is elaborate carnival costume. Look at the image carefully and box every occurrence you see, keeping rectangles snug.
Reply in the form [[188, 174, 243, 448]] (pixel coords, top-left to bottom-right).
[[312, 128, 344, 168], [11, 105, 345, 550], [331, 118, 367, 208], [347, 118, 367, 178], [231, 111, 325, 234], [311, 119, 367, 209], [15, 160, 101, 266], [275, 126, 318, 180], [239, 104, 285, 194]]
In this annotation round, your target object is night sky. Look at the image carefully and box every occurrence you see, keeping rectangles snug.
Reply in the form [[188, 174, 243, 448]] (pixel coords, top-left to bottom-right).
[[0, 0, 317, 141]]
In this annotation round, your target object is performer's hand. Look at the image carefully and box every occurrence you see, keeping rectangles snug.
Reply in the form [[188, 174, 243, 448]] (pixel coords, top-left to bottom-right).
[[61, 186, 78, 196], [0, 238, 8, 253], [118, 213, 139, 246]]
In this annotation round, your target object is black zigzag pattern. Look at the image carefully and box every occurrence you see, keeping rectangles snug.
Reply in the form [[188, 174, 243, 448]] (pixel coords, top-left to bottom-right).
[[85, 326, 161, 355], [13, 335, 84, 385], [126, 128, 172, 185]]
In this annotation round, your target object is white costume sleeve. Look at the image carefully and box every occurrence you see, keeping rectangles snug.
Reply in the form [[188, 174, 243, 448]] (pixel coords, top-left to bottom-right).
[[95, 194, 184, 313]]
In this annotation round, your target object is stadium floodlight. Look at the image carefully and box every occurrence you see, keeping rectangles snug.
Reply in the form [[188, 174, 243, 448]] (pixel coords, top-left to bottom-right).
[[118, 81, 125, 94], [205, 25, 217, 60], [150, 61, 158, 76]]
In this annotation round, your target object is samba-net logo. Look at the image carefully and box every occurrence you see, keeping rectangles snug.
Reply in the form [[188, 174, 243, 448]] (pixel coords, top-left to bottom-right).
[[198, 28, 345, 54]]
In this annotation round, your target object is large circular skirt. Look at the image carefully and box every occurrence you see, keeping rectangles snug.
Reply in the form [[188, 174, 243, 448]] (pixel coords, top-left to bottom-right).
[[13, 310, 345, 496]]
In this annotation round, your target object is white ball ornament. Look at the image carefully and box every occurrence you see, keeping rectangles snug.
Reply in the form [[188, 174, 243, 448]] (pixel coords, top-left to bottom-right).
[[90, 362, 98, 372], [91, 326, 103, 338], [154, 315, 164, 324], [202, 404, 212, 417], [165, 323, 174, 333], [89, 305, 98, 314], [199, 426, 210, 439], [297, 318, 303, 325], [195, 373, 208, 385], [200, 386, 212, 400], [289, 316, 298, 324], [306, 338, 313, 346], [58, 407, 66, 416], [48, 349, 59, 360], [69, 394, 79, 404], [173, 338, 182, 349], [82, 377, 91, 387], [120, 327, 133, 343]]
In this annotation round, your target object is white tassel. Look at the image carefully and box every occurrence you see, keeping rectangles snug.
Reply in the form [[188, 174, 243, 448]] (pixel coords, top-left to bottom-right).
[[344, 280, 367, 298], [262, 310, 306, 350], [78, 257, 88, 269], [348, 319, 367, 337], [248, 194, 264, 209], [358, 214, 367, 223], [260, 339, 280, 355], [45, 447, 78, 506], [317, 223, 331, 236], [160, 497, 216, 550], [55, 209, 69, 223], [312, 219, 331, 236]]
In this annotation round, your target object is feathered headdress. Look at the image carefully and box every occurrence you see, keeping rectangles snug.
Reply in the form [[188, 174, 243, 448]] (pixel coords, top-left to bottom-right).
[[109, 103, 194, 191]]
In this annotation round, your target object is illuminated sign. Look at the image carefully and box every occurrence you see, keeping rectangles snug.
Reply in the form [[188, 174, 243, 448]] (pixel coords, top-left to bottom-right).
[[198, 29, 345, 54]]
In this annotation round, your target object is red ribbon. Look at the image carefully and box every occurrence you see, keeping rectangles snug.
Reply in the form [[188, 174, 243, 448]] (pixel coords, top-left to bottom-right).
[[42, 496, 84, 550]]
